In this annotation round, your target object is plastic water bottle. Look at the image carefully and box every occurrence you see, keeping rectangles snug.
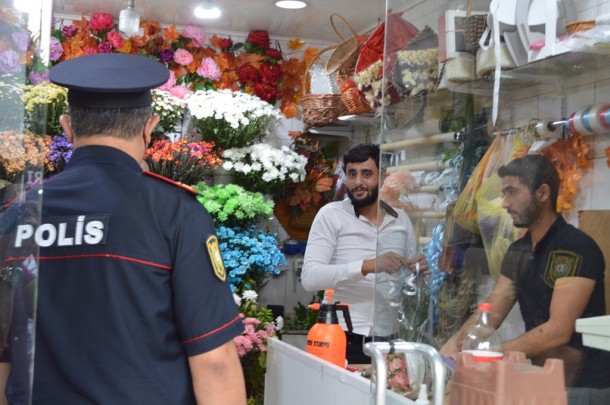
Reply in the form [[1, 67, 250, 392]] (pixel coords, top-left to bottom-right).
[[461, 302, 503, 363]]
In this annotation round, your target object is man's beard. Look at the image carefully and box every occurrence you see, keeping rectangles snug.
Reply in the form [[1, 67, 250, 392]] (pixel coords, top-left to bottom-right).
[[347, 186, 379, 208], [511, 198, 542, 228]]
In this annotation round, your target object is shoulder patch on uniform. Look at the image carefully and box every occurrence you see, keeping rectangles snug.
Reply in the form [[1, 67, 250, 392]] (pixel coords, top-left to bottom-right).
[[143, 171, 197, 195], [206, 235, 226, 282], [543, 250, 582, 288]]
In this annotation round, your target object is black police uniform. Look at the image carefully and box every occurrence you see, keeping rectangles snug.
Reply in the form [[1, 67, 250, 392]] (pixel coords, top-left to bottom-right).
[[15, 145, 243, 404], [2, 53, 244, 404], [501, 215, 610, 389]]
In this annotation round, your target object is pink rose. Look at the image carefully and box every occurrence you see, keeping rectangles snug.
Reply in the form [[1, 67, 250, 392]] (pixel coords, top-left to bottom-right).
[[98, 41, 113, 53], [89, 13, 115, 32], [196, 57, 221, 80], [173, 48, 193, 66], [107, 32, 124, 49], [182, 25, 206, 47], [158, 70, 177, 91], [169, 85, 190, 99]]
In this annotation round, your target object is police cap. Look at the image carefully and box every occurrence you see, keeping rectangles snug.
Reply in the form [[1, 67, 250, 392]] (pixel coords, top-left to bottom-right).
[[49, 53, 170, 109]]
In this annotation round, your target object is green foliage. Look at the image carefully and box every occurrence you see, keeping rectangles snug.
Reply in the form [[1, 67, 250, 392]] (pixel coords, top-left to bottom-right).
[[193, 183, 274, 228], [284, 292, 324, 331]]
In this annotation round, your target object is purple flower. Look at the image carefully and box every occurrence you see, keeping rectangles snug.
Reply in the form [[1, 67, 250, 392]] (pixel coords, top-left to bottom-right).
[[0, 50, 21, 74], [98, 41, 113, 54], [49, 37, 63, 62], [158, 48, 174, 63], [47, 133, 73, 172], [11, 30, 31, 52], [29, 68, 50, 85], [61, 25, 78, 38]]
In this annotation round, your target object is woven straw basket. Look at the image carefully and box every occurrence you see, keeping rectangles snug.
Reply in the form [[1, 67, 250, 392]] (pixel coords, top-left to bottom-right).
[[301, 46, 346, 127], [325, 13, 363, 75]]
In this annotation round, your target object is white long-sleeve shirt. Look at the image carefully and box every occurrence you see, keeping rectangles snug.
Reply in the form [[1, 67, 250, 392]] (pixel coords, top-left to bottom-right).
[[301, 198, 417, 336]]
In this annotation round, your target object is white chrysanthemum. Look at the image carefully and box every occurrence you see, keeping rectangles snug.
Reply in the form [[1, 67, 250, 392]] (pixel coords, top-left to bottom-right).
[[275, 316, 284, 331], [243, 290, 258, 303], [233, 293, 242, 307]]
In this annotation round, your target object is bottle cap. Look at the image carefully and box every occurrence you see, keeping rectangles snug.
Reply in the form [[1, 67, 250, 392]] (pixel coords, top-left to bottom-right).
[[478, 302, 491, 312]]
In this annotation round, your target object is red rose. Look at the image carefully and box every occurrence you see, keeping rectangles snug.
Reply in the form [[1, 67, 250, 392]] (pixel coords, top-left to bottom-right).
[[246, 30, 270, 49], [265, 48, 283, 61], [260, 62, 282, 86], [219, 38, 233, 50], [254, 82, 277, 103], [237, 64, 261, 84]]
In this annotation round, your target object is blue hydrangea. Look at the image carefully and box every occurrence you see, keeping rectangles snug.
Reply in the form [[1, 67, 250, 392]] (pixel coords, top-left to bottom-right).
[[217, 225, 286, 292]]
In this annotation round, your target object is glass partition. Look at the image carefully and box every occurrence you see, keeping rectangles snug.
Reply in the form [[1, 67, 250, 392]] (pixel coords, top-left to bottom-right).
[[371, 0, 610, 403], [1, 0, 51, 403]]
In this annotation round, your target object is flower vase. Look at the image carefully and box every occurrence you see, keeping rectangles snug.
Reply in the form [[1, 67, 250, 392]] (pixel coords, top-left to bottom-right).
[[212, 167, 232, 185]]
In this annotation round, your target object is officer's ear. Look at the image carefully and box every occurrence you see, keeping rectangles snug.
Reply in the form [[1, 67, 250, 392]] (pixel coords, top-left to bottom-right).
[[143, 114, 160, 147], [59, 115, 74, 143]]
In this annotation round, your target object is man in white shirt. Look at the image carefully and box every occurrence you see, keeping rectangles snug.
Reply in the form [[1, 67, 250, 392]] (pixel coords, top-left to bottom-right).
[[301, 143, 427, 364]]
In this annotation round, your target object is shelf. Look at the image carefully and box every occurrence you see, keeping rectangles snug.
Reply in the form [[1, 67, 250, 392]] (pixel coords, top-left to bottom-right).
[[387, 159, 450, 173], [382, 132, 456, 152]]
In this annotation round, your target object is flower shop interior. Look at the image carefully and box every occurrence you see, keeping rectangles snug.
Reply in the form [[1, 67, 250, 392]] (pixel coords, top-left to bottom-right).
[[2, 0, 610, 404]]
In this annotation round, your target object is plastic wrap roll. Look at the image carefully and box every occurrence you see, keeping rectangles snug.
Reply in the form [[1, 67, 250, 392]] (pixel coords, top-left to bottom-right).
[[569, 103, 610, 135]]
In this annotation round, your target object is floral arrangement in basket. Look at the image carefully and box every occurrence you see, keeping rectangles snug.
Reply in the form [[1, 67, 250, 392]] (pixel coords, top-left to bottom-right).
[[50, 13, 314, 118], [233, 290, 283, 405], [187, 89, 281, 150], [216, 225, 286, 294], [192, 183, 274, 229], [0, 132, 51, 183], [353, 60, 389, 110], [21, 82, 68, 136], [151, 89, 188, 137], [143, 136, 222, 185], [221, 142, 307, 195]]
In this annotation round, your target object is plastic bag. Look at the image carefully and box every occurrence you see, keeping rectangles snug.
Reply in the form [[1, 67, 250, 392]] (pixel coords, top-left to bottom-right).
[[452, 132, 501, 233]]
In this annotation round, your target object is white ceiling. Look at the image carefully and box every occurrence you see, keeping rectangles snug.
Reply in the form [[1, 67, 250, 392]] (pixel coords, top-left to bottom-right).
[[52, 0, 387, 44]]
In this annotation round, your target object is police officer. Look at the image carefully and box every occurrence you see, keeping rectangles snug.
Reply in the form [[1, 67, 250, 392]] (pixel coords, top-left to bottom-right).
[[1, 53, 246, 404]]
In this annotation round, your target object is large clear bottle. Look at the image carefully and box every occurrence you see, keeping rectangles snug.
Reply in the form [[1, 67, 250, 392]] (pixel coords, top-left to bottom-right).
[[461, 302, 503, 363]]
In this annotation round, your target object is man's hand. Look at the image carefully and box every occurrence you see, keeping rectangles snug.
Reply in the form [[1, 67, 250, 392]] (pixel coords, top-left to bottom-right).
[[440, 336, 461, 361], [407, 253, 428, 275], [362, 252, 408, 275]]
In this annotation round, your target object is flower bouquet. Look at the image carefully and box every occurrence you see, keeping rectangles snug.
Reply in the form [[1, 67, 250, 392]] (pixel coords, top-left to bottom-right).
[[45, 133, 73, 176], [233, 290, 283, 405], [151, 89, 188, 137], [21, 82, 68, 136], [143, 136, 222, 185], [187, 89, 280, 150], [0, 132, 51, 183], [216, 225, 286, 294], [221, 143, 307, 195], [192, 183, 274, 229]]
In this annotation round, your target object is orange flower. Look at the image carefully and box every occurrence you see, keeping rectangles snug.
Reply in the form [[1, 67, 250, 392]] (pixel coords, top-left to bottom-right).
[[288, 38, 305, 51]]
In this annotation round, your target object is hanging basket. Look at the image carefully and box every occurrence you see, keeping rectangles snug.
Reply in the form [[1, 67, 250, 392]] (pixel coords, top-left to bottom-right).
[[463, 0, 488, 54], [301, 46, 346, 127], [337, 68, 372, 115], [325, 13, 364, 75]]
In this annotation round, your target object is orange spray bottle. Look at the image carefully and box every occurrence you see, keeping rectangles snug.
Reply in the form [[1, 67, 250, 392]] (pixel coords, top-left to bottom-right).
[[306, 289, 353, 368]]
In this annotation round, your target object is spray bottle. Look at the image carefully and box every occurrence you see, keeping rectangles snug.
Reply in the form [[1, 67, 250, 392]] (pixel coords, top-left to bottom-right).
[[306, 289, 353, 368]]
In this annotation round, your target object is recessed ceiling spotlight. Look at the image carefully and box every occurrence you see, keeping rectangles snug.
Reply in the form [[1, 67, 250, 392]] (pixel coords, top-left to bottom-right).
[[194, 0, 221, 19], [275, 1, 307, 9]]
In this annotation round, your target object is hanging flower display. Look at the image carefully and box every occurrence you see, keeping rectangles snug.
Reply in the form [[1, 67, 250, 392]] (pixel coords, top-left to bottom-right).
[[51, 14, 313, 118]]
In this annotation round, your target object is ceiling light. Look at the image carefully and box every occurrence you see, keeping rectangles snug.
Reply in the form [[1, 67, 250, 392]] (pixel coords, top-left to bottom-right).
[[119, 0, 140, 35], [194, 1, 221, 19], [275, 1, 307, 9]]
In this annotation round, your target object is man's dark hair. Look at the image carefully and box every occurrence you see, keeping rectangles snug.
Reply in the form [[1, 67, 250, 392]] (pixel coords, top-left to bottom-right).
[[68, 105, 152, 140], [342, 144, 380, 171], [498, 154, 560, 211]]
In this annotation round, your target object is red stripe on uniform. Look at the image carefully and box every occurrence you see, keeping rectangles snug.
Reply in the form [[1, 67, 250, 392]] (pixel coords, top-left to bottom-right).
[[36, 253, 172, 271], [182, 315, 242, 345]]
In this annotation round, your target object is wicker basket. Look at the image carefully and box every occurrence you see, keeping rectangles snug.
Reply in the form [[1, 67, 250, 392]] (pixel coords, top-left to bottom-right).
[[565, 19, 595, 35], [463, 0, 487, 54], [325, 13, 363, 75], [301, 46, 346, 127], [337, 68, 372, 115]]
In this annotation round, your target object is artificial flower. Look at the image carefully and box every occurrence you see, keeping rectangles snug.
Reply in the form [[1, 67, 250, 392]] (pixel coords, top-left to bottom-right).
[[88, 13, 114, 33], [48, 36, 64, 61], [0, 132, 52, 182], [197, 57, 222, 80], [21, 82, 68, 136], [173, 48, 194, 66], [182, 25, 206, 47], [151, 89, 187, 135]]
